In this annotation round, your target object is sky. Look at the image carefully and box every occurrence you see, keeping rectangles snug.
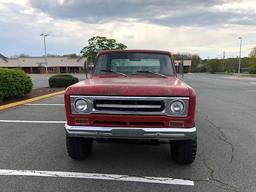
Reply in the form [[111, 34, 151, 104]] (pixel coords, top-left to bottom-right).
[[0, 0, 256, 59]]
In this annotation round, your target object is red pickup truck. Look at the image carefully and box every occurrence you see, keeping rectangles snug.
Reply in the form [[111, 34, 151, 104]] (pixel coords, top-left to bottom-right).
[[64, 50, 197, 164]]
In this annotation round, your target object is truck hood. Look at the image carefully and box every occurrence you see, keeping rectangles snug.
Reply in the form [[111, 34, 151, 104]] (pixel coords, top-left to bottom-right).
[[66, 76, 190, 97]]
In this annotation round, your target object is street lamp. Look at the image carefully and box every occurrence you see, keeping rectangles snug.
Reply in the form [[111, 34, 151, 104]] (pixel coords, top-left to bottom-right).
[[40, 33, 49, 73], [238, 37, 242, 74]]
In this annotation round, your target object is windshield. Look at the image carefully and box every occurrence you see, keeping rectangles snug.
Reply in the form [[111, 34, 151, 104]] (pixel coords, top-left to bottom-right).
[[94, 53, 174, 76]]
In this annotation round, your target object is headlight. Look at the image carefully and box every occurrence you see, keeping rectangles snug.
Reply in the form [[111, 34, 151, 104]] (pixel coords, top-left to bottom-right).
[[169, 100, 185, 115], [170, 100, 184, 113], [75, 99, 89, 112], [70, 96, 93, 114]]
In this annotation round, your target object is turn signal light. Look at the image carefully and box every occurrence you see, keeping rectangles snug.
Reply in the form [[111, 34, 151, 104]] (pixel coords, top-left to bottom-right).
[[169, 121, 184, 128], [75, 118, 89, 125]]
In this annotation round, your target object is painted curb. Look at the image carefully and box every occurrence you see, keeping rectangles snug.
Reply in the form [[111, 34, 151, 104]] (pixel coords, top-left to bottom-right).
[[0, 90, 65, 111]]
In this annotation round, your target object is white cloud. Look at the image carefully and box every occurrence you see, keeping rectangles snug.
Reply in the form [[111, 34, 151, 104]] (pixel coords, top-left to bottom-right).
[[214, 0, 256, 13], [0, 0, 255, 58], [57, 0, 65, 6]]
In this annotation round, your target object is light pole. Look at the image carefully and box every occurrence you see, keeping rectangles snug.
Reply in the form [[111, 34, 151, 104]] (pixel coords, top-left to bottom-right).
[[40, 33, 49, 73], [238, 37, 242, 74]]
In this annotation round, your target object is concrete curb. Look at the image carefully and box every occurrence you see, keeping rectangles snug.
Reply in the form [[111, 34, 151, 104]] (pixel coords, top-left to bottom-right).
[[0, 90, 65, 111]]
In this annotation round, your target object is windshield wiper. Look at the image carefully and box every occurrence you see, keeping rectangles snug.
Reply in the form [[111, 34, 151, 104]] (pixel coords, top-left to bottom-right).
[[136, 70, 167, 78], [101, 70, 127, 77]]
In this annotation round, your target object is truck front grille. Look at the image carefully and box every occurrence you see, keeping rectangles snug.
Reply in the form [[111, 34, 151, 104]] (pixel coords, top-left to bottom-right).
[[94, 99, 164, 112], [70, 96, 189, 116]]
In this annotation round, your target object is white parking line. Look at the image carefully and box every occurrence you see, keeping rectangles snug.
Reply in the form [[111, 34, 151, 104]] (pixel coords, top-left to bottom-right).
[[0, 120, 66, 124], [24, 104, 64, 106], [0, 169, 194, 186]]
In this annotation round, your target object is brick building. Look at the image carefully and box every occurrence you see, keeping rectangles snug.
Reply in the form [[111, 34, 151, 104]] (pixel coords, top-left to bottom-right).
[[0, 55, 85, 73]]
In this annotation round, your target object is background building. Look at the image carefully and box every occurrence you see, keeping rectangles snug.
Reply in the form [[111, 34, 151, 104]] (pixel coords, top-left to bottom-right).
[[0, 55, 86, 73], [174, 60, 192, 73]]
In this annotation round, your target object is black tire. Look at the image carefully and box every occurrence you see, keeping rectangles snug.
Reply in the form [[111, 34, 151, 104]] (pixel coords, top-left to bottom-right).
[[171, 138, 197, 164], [66, 136, 93, 160]]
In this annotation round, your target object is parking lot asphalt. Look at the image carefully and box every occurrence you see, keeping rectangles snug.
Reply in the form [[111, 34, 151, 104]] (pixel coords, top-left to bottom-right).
[[0, 73, 255, 192]]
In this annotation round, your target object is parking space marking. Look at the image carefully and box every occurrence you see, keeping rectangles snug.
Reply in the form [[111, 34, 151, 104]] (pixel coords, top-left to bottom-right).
[[0, 120, 66, 124], [0, 169, 194, 186], [24, 104, 64, 106]]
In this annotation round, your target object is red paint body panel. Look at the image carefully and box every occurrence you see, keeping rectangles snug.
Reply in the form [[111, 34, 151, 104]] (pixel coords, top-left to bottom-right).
[[64, 50, 196, 128], [66, 76, 190, 97]]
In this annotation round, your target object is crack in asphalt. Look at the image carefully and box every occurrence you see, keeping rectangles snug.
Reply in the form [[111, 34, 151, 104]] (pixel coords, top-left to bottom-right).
[[206, 115, 235, 163], [192, 155, 240, 191], [198, 111, 235, 163], [201, 158, 240, 192], [195, 111, 240, 191]]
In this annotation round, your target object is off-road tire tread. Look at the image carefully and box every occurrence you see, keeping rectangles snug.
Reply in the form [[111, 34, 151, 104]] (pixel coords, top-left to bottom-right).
[[171, 138, 197, 164], [66, 136, 93, 160]]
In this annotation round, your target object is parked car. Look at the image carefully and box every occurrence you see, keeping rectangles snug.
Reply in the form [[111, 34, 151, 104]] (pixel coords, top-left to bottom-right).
[[64, 50, 197, 164]]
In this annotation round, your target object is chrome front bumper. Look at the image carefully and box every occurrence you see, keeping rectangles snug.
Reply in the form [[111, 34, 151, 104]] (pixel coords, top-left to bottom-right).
[[64, 124, 197, 141]]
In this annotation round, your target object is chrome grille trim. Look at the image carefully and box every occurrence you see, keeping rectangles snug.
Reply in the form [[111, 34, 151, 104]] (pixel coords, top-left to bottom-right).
[[95, 104, 162, 109]]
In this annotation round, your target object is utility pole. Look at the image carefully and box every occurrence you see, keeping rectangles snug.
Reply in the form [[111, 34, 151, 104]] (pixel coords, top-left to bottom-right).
[[238, 37, 242, 74], [222, 51, 225, 69], [40, 33, 49, 73]]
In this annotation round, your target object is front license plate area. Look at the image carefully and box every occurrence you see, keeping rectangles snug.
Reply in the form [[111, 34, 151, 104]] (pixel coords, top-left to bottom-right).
[[112, 129, 144, 137]]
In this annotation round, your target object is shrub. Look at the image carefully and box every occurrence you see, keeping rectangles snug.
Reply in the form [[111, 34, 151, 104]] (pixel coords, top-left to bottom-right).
[[249, 64, 256, 74], [192, 64, 207, 73], [0, 68, 33, 101], [49, 74, 79, 88], [206, 59, 224, 74]]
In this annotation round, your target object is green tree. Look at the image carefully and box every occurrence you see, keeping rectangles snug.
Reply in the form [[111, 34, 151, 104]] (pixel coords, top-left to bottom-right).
[[191, 54, 201, 72], [80, 36, 127, 64], [206, 59, 223, 73]]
